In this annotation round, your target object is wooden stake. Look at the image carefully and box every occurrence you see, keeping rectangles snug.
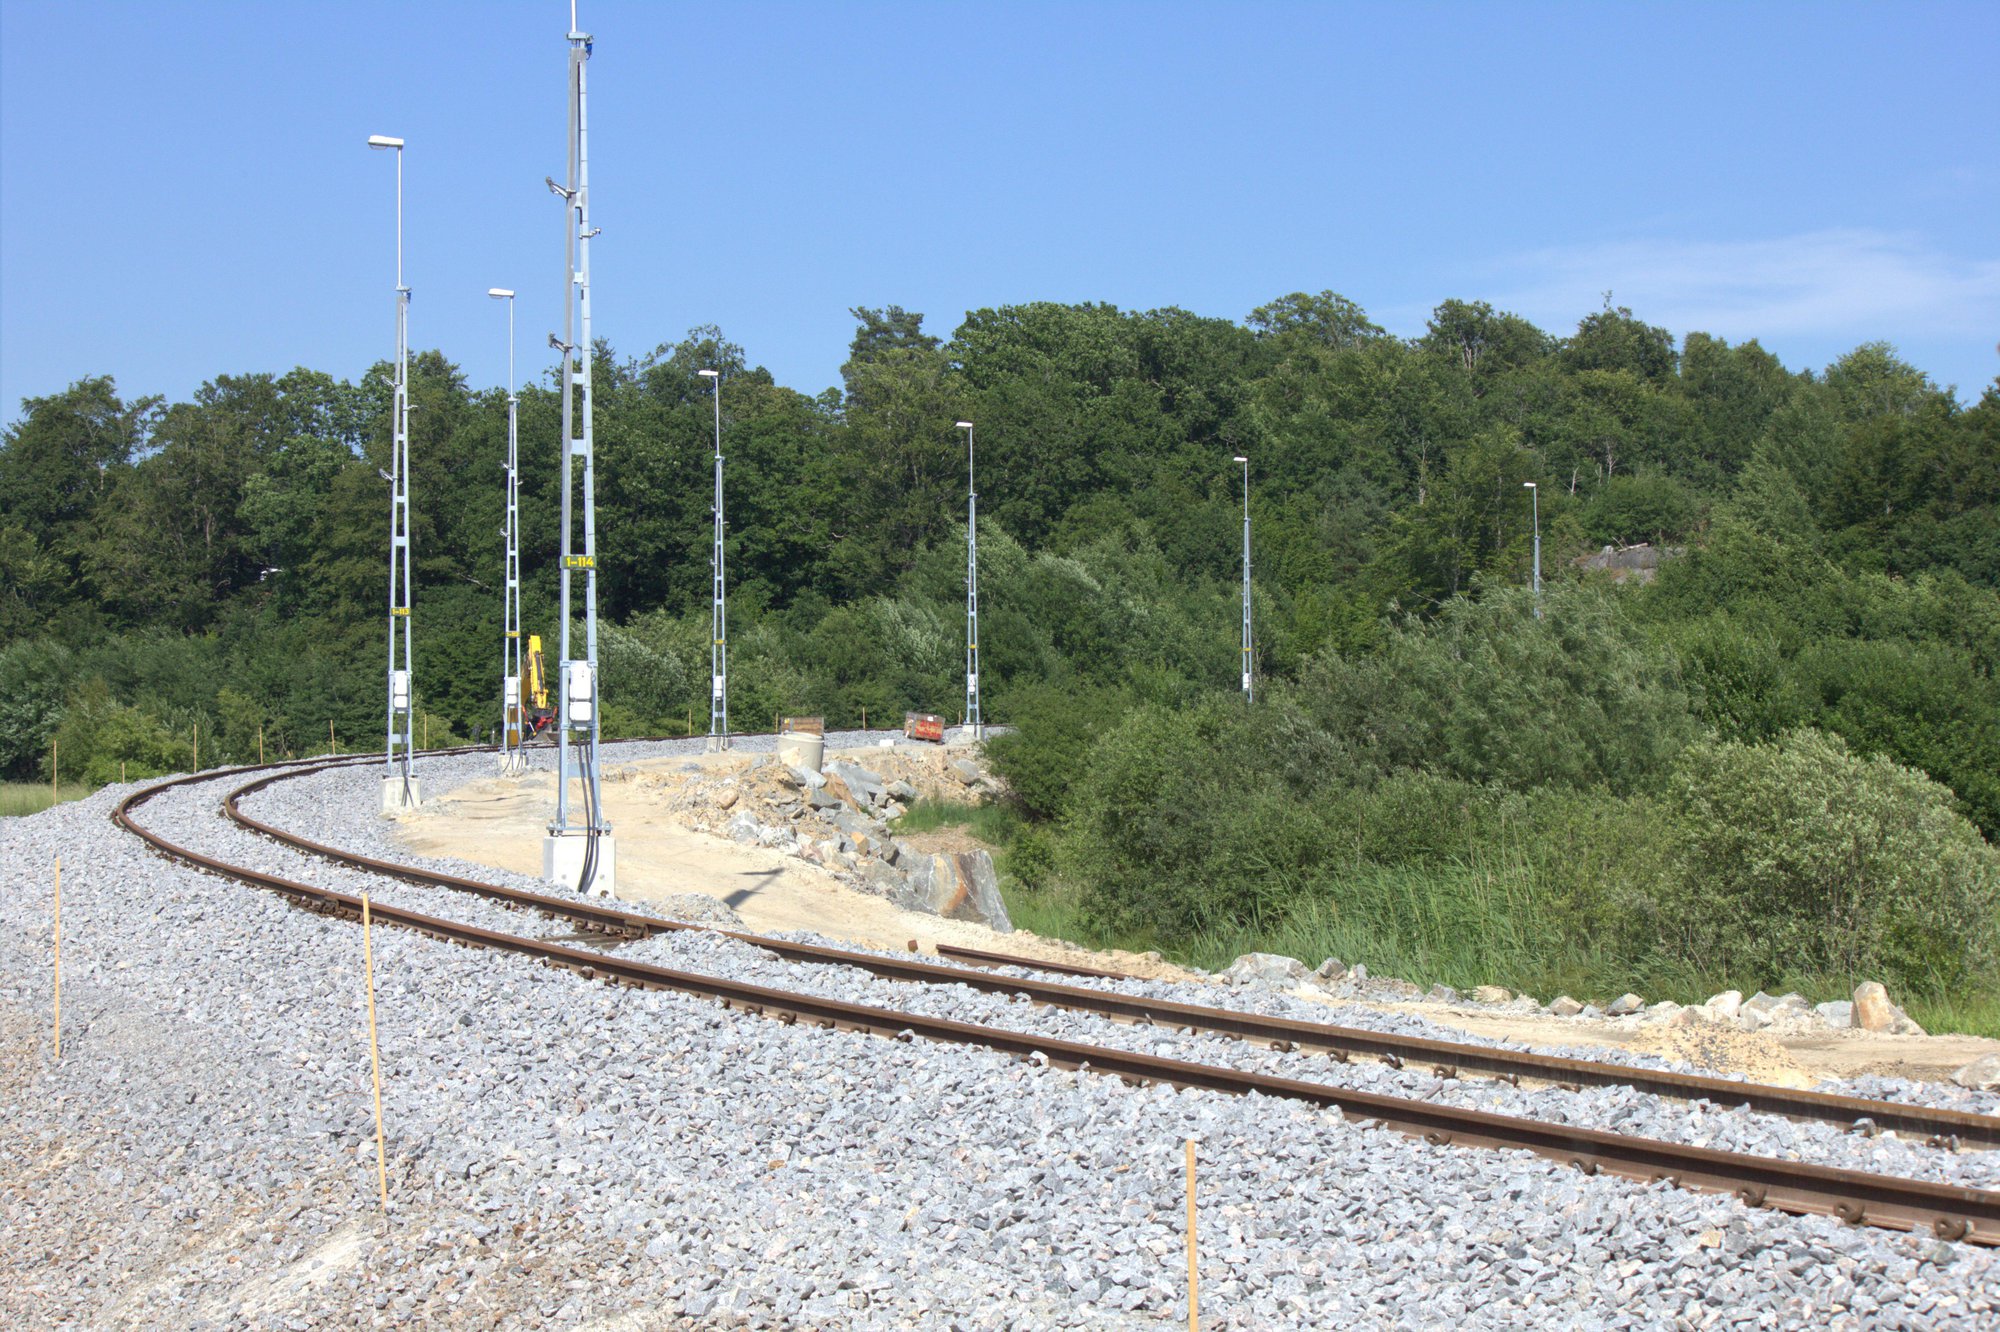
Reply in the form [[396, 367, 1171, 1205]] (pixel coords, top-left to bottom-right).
[[53, 857, 62, 1060], [423, 712, 429, 750], [1185, 1138, 1199, 1332], [121, 761, 127, 783], [362, 895, 390, 1213], [51, 737, 58, 807], [258, 725, 264, 764], [193, 722, 199, 773], [862, 706, 867, 732], [330, 719, 337, 757]]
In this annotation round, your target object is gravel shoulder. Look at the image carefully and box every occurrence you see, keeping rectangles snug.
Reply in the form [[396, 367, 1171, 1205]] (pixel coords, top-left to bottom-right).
[[3, 750, 1995, 1328]]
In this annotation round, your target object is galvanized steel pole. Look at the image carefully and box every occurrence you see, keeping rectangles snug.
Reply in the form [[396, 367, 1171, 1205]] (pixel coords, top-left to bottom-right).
[[701, 369, 727, 748], [957, 420, 982, 740]]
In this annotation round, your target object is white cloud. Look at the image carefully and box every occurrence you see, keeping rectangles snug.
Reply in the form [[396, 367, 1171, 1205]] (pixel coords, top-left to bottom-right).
[[1483, 229, 2000, 345]]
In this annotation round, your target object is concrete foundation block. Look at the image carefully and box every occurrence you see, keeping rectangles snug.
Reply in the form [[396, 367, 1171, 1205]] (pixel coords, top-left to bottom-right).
[[381, 776, 423, 812], [544, 832, 617, 898]]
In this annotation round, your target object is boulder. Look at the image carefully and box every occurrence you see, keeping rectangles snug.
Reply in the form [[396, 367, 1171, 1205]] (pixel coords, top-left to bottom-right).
[[828, 762, 886, 806], [1348, 963, 1368, 982], [1313, 957, 1348, 982], [1471, 985, 1512, 1004], [1741, 990, 1780, 1016], [788, 764, 826, 791], [1704, 990, 1743, 1021], [1951, 1054, 2000, 1092], [1549, 996, 1584, 1017], [1222, 953, 1309, 989], [863, 859, 905, 896], [894, 850, 1013, 932], [949, 759, 982, 786], [888, 779, 920, 802], [713, 787, 739, 811], [1814, 1000, 1852, 1028], [1853, 982, 1899, 1033], [807, 789, 844, 811], [1605, 993, 1646, 1017], [1426, 983, 1461, 1004], [1643, 1001, 1684, 1023]]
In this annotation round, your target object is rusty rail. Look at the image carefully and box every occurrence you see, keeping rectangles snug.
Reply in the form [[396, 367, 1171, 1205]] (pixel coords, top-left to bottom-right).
[[220, 759, 2000, 1152], [108, 763, 2000, 1245]]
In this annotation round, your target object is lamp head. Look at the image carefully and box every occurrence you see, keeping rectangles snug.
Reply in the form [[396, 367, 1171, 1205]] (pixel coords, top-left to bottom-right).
[[488, 288, 514, 299], [954, 420, 974, 430], [698, 369, 719, 379], [1523, 481, 1537, 489], [367, 135, 404, 150], [1233, 455, 1248, 463]]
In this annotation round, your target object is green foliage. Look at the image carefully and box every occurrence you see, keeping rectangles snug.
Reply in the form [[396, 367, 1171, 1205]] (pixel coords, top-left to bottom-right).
[[1659, 730, 2000, 995], [6, 293, 1998, 1027]]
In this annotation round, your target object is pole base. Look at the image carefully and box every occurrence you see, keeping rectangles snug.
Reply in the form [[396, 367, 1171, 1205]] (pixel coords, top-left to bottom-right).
[[544, 831, 616, 898], [380, 776, 423, 812]]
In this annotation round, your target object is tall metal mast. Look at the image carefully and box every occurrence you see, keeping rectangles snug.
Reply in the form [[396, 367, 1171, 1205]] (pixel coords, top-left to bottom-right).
[[956, 419, 982, 740], [368, 134, 417, 808], [546, 2, 608, 886], [700, 368, 727, 748], [491, 288, 522, 773], [1236, 453, 1252, 704]]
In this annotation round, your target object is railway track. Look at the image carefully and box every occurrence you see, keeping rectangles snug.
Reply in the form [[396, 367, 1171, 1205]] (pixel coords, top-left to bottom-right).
[[221, 754, 2000, 1152], [108, 751, 2000, 1245]]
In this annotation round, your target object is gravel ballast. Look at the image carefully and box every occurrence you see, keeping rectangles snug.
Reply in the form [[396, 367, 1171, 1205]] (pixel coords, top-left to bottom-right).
[[3, 745, 1995, 1328]]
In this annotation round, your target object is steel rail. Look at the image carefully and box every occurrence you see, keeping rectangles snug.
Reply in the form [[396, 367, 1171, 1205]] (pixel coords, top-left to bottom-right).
[[108, 766, 2000, 1245], [221, 761, 2000, 1152]]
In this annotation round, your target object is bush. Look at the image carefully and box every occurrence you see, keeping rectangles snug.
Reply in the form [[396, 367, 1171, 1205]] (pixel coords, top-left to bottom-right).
[[49, 679, 189, 784], [0, 639, 73, 777], [1658, 729, 2000, 994]]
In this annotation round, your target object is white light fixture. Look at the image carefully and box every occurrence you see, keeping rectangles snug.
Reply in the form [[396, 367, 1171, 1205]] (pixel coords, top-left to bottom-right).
[[367, 135, 404, 150], [697, 369, 718, 378], [488, 287, 514, 299], [955, 420, 973, 430]]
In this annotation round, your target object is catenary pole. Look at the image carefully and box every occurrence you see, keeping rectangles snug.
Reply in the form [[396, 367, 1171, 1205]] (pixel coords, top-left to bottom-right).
[[1525, 481, 1542, 620], [1235, 454, 1252, 703], [699, 368, 728, 748], [548, 4, 606, 863], [368, 134, 415, 803], [491, 288, 521, 771], [955, 421, 982, 740]]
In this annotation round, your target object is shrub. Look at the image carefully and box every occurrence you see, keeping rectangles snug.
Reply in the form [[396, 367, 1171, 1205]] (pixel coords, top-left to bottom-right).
[[1659, 729, 2000, 994]]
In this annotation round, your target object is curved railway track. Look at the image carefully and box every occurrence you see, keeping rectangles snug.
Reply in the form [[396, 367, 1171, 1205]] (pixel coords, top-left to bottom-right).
[[112, 750, 2000, 1246]]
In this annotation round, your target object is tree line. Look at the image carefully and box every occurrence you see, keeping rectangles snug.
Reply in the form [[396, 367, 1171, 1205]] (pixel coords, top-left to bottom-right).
[[4, 293, 1996, 1005]]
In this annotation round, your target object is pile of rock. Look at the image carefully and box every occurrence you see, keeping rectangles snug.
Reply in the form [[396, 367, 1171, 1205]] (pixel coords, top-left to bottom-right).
[[1219, 954, 1935, 1040], [609, 746, 1012, 932]]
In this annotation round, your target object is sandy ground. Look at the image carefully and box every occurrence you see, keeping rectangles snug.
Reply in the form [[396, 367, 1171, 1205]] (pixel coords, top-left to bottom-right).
[[393, 754, 1998, 1089], [389, 751, 1177, 976]]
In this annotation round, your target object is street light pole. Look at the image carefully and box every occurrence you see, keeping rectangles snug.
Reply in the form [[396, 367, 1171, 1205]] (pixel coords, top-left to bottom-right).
[[954, 421, 982, 740], [699, 368, 727, 749], [1524, 481, 1542, 619], [368, 133, 417, 809], [490, 288, 521, 774], [1234, 454, 1252, 704]]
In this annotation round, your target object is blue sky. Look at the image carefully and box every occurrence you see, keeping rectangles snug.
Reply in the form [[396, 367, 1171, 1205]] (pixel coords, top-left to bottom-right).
[[3, 0, 1996, 422]]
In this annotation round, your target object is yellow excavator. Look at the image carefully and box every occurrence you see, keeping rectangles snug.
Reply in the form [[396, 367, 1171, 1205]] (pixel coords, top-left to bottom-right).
[[511, 634, 557, 741]]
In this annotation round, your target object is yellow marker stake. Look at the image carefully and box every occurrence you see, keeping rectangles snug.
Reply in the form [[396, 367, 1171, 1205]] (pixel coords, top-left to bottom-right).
[[1185, 1138, 1199, 1332], [52, 738, 58, 807], [362, 895, 390, 1213], [53, 857, 62, 1060], [330, 720, 337, 757], [258, 725, 264, 764], [193, 722, 199, 773]]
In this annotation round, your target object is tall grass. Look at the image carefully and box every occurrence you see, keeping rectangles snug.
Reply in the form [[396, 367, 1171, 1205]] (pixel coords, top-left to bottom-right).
[[890, 798, 1023, 848], [0, 782, 93, 817]]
